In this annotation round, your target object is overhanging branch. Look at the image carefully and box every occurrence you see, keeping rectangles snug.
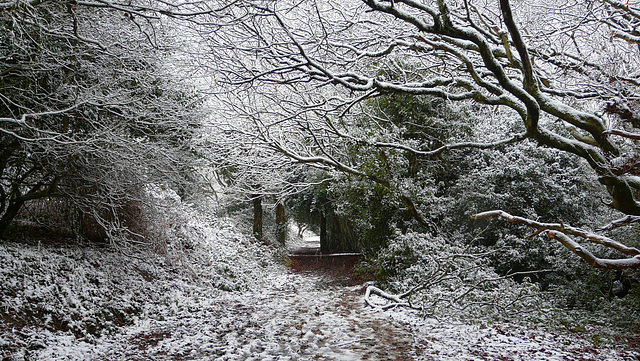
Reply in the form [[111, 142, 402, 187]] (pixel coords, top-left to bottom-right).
[[472, 210, 640, 269]]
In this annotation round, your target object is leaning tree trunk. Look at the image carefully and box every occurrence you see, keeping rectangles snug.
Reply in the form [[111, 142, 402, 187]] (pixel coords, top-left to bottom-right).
[[0, 199, 24, 238]]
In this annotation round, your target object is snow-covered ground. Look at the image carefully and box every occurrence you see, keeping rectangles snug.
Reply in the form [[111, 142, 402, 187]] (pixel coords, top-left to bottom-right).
[[2, 215, 639, 360], [286, 225, 320, 253]]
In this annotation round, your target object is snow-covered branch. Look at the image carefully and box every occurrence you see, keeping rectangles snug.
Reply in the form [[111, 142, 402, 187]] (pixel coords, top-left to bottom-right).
[[187, 0, 640, 219], [0, 0, 205, 240], [364, 285, 422, 310], [472, 210, 640, 269]]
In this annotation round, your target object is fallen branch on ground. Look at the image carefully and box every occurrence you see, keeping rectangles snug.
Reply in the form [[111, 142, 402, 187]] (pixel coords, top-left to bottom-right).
[[364, 285, 423, 311]]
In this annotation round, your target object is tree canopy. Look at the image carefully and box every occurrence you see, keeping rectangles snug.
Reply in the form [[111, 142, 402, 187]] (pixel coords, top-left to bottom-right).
[[188, 0, 640, 269], [3, 0, 640, 267], [0, 1, 203, 242]]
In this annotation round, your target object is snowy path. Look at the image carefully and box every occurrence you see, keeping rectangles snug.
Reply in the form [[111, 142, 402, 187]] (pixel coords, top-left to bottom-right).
[[32, 230, 638, 361], [84, 230, 424, 360], [159, 274, 420, 361], [41, 266, 638, 361], [40, 271, 419, 360]]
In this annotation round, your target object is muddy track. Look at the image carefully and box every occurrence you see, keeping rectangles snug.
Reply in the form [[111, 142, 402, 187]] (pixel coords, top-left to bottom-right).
[[288, 250, 365, 286]]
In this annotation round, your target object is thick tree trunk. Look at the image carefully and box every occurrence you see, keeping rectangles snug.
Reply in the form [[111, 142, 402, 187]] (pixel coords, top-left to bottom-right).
[[275, 202, 286, 245], [0, 199, 24, 238], [320, 207, 328, 253], [252, 196, 263, 241]]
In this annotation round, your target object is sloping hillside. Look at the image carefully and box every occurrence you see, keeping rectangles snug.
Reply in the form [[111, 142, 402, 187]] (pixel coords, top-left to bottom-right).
[[0, 209, 284, 360]]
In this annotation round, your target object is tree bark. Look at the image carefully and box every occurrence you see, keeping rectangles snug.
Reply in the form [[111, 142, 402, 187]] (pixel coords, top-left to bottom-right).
[[252, 195, 263, 241], [320, 205, 328, 253], [275, 201, 286, 245], [0, 199, 24, 238]]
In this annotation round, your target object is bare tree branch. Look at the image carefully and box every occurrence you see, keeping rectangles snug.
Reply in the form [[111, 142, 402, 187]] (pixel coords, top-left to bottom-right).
[[472, 210, 640, 269], [598, 215, 640, 232], [603, 128, 640, 140]]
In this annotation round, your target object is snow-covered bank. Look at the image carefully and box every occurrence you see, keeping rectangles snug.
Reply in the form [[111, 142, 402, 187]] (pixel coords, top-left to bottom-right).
[[0, 214, 283, 361]]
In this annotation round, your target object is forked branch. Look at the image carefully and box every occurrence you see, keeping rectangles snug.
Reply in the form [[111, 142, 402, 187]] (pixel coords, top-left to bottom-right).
[[472, 210, 640, 269]]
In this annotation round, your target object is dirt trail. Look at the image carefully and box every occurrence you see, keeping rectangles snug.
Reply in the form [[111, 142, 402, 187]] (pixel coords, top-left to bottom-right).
[[33, 231, 429, 361], [37, 236, 639, 360], [85, 261, 426, 360], [284, 248, 424, 360]]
